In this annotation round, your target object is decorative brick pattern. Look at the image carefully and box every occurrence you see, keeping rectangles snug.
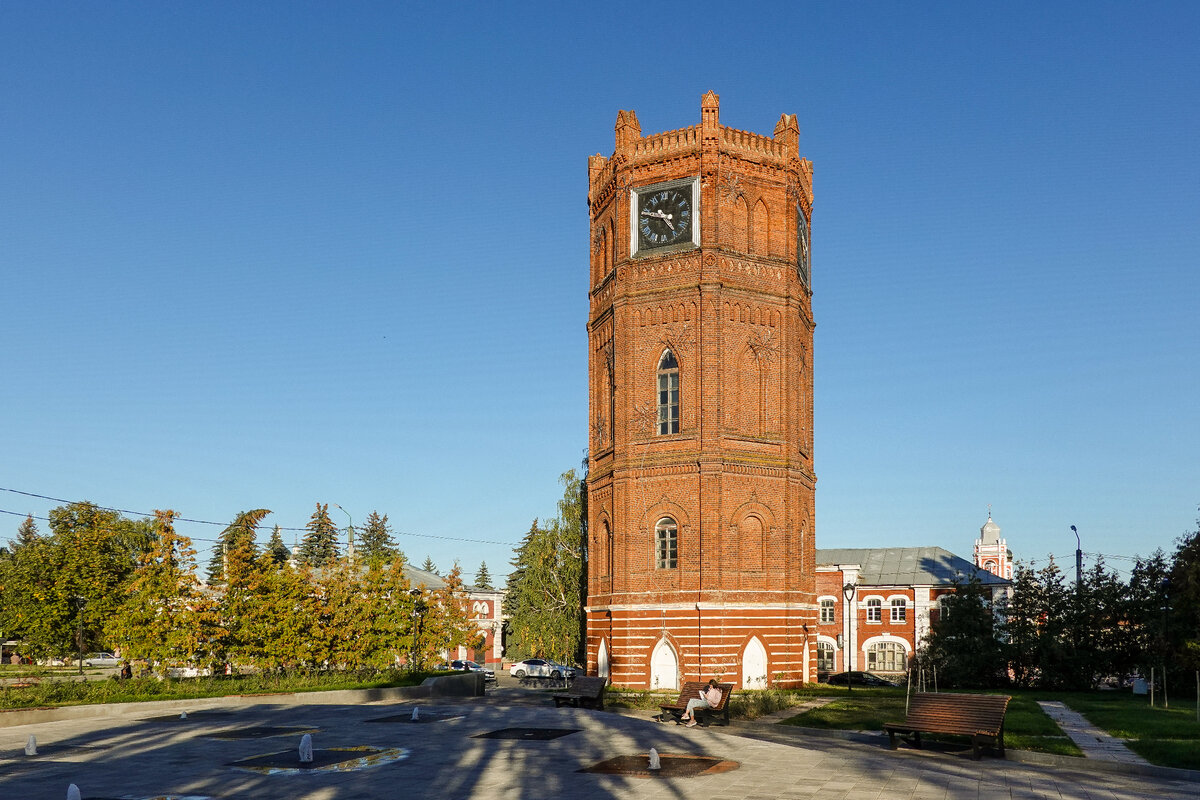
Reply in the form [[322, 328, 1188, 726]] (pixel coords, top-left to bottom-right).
[[586, 93, 816, 688]]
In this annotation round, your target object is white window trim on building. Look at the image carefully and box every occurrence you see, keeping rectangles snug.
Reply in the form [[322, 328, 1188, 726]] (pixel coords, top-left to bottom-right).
[[860, 634, 912, 673], [863, 595, 884, 623], [818, 595, 838, 624], [888, 595, 908, 623]]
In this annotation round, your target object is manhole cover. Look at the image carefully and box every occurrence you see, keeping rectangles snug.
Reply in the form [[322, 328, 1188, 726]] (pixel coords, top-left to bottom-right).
[[581, 753, 739, 778], [474, 727, 580, 741], [204, 725, 318, 740], [229, 745, 407, 774]]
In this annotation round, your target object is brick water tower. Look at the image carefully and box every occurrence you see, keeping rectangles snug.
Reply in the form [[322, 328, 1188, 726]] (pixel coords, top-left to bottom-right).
[[585, 92, 817, 689]]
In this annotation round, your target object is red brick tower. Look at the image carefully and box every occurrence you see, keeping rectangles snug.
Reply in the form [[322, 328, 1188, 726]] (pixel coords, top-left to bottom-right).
[[586, 93, 816, 689]]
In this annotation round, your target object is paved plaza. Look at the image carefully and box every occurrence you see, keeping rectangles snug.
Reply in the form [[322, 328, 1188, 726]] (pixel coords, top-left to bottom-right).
[[0, 686, 1196, 800]]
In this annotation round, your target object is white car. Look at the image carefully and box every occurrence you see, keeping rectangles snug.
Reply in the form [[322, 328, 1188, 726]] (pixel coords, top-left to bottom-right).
[[507, 658, 576, 679], [82, 653, 120, 667]]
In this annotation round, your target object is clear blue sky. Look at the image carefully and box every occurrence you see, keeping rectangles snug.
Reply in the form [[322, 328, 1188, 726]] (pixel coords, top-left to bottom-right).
[[3, 3, 1197, 581]]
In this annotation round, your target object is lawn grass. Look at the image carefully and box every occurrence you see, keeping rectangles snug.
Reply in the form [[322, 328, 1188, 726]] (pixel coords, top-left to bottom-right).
[[779, 686, 1083, 757], [1056, 690, 1200, 770], [0, 669, 444, 710]]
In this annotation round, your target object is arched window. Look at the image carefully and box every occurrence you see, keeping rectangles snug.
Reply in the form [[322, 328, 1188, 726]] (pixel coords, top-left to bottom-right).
[[655, 517, 677, 569], [657, 350, 680, 435], [866, 640, 907, 673], [890, 598, 907, 623], [866, 597, 882, 623], [817, 640, 835, 672]]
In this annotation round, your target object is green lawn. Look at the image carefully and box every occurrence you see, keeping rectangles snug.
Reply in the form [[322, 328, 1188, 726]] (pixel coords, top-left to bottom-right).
[[0, 669, 445, 710], [779, 687, 1082, 757]]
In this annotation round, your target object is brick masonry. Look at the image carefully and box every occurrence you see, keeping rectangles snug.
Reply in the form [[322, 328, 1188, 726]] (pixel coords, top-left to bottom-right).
[[586, 92, 817, 689]]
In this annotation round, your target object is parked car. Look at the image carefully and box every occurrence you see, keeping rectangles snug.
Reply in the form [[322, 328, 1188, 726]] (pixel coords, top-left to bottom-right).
[[450, 660, 495, 681], [508, 658, 576, 679], [825, 671, 900, 687], [81, 653, 120, 668]]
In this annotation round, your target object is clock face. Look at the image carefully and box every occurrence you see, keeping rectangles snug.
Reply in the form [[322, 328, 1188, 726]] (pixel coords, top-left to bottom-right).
[[796, 203, 811, 287], [631, 178, 699, 256]]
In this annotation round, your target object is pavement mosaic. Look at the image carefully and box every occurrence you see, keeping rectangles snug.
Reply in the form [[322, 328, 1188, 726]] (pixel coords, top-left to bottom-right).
[[0, 688, 1195, 800]]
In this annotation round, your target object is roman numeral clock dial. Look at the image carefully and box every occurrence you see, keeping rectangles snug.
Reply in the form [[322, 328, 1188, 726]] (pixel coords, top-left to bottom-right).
[[631, 177, 700, 257]]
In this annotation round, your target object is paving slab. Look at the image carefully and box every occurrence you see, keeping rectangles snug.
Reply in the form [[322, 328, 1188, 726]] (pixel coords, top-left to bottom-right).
[[1037, 700, 1150, 764], [0, 692, 1194, 799]]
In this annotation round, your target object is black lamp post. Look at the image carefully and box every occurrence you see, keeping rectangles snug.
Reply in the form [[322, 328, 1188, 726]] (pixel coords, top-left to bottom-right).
[[73, 595, 87, 676], [842, 582, 857, 688], [1070, 525, 1082, 589]]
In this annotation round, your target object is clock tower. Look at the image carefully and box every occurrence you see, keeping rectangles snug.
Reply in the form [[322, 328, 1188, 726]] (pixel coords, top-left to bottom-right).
[[586, 93, 817, 689]]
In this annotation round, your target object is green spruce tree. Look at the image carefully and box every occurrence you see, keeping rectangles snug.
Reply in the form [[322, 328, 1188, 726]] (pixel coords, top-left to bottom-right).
[[421, 556, 439, 575], [13, 514, 39, 549], [206, 509, 270, 584], [474, 561, 493, 589], [299, 503, 340, 568], [358, 511, 400, 564], [265, 525, 291, 567]]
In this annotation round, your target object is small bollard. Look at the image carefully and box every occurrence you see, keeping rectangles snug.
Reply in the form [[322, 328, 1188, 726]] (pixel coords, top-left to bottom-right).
[[67, 784, 81, 800], [299, 732, 314, 763], [411, 706, 420, 721], [25, 734, 37, 756], [180, 711, 188, 719], [648, 747, 661, 770]]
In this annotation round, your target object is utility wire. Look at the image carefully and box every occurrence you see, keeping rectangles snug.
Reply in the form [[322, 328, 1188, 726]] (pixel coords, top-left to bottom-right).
[[0, 486, 518, 547]]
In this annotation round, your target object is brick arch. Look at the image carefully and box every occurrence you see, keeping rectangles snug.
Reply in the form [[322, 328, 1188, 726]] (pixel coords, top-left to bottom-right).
[[640, 496, 691, 531], [644, 633, 682, 690], [731, 194, 749, 253], [752, 197, 770, 256]]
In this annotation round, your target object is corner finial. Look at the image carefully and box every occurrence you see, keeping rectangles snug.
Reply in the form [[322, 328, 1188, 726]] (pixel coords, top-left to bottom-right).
[[701, 91, 719, 130], [615, 109, 641, 151]]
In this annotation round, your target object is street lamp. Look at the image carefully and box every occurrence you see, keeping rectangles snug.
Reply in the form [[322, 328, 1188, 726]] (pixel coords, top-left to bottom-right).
[[1070, 525, 1082, 589], [73, 595, 87, 675], [842, 582, 857, 685], [333, 504, 354, 562]]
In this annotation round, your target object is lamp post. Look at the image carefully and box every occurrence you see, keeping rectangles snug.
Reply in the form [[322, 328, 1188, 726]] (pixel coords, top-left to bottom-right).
[[73, 595, 87, 676], [409, 588, 425, 671], [842, 582, 857, 686], [333, 504, 354, 562], [1070, 525, 1082, 589]]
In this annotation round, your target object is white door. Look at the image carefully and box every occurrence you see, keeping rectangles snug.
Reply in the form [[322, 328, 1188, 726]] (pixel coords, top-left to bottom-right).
[[598, 639, 610, 680], [650, 639, 678, 690], [742, 637, 768, 688]]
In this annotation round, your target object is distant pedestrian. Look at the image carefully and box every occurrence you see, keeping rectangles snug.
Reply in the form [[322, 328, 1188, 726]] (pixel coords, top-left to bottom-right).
[[120, 661, 132, 680]]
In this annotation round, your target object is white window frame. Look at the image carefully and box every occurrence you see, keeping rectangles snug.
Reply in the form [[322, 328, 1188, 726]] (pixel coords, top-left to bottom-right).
[[864, 596, 883, 623], [818, 596, 837, 624], [889, 596, 907, 623]]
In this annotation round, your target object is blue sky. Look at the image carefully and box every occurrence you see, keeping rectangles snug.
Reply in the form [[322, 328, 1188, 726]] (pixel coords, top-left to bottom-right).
[[2, 2, 1197, 581]]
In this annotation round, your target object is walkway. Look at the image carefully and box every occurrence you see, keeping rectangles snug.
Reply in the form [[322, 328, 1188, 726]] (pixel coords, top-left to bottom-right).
[[1037, 700, 1150, 765], [0, 690, 1192, 799]]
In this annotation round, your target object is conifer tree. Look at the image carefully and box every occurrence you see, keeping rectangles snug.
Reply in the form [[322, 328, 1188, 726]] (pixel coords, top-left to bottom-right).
[[359, 511, 400, 564], [421, 556, 439, 575], [299, 503, 340, 568], [474, 561, 493, 589], [206, 509, 271, 583], [265, 525, 290, 567], [13, 514, 39, 549]]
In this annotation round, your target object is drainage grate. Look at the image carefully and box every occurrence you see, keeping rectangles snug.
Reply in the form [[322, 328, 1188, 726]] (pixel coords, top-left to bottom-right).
[[229, 745, 408, 774], [204, 725, 318, 740], [580, 753, 739, 778], [474, 727, 580, 741]]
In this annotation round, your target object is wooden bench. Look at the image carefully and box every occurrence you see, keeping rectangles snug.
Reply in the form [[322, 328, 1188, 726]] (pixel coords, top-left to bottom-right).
[[884, 692, 1011, 760], [658, 681, 734, 727], [552, 675, 607, 710]]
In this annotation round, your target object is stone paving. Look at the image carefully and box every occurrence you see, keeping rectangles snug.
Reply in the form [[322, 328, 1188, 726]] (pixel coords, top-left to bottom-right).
[[1037, 700, 1150, 765], [0, 689, 1195, 800]]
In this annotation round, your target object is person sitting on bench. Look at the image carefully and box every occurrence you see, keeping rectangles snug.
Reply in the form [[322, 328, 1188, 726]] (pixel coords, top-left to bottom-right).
[[681, 679, 723, 728]]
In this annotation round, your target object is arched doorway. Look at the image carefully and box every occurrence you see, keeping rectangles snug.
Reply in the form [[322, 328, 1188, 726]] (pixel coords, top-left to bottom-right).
[[742, 636, 768, 688], [650, 639, 679, 690], [597, 639, 610, 680]]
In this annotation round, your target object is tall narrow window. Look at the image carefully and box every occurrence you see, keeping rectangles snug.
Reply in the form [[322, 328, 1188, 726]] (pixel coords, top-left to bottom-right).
[[866, 598, 882, 623], [655, 517, 677, 569], [820, 598, 835, 623], [817, 641, 834, 672], [890, 598, 907, 623], [657, 349, 679, 435]]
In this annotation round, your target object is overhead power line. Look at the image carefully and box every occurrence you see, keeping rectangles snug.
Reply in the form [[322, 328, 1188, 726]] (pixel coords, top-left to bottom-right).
[[0, 486, 519, 547]]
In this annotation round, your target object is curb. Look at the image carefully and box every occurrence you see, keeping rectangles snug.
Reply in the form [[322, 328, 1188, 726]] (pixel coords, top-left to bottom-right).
[[0, 674, 483, 728]]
